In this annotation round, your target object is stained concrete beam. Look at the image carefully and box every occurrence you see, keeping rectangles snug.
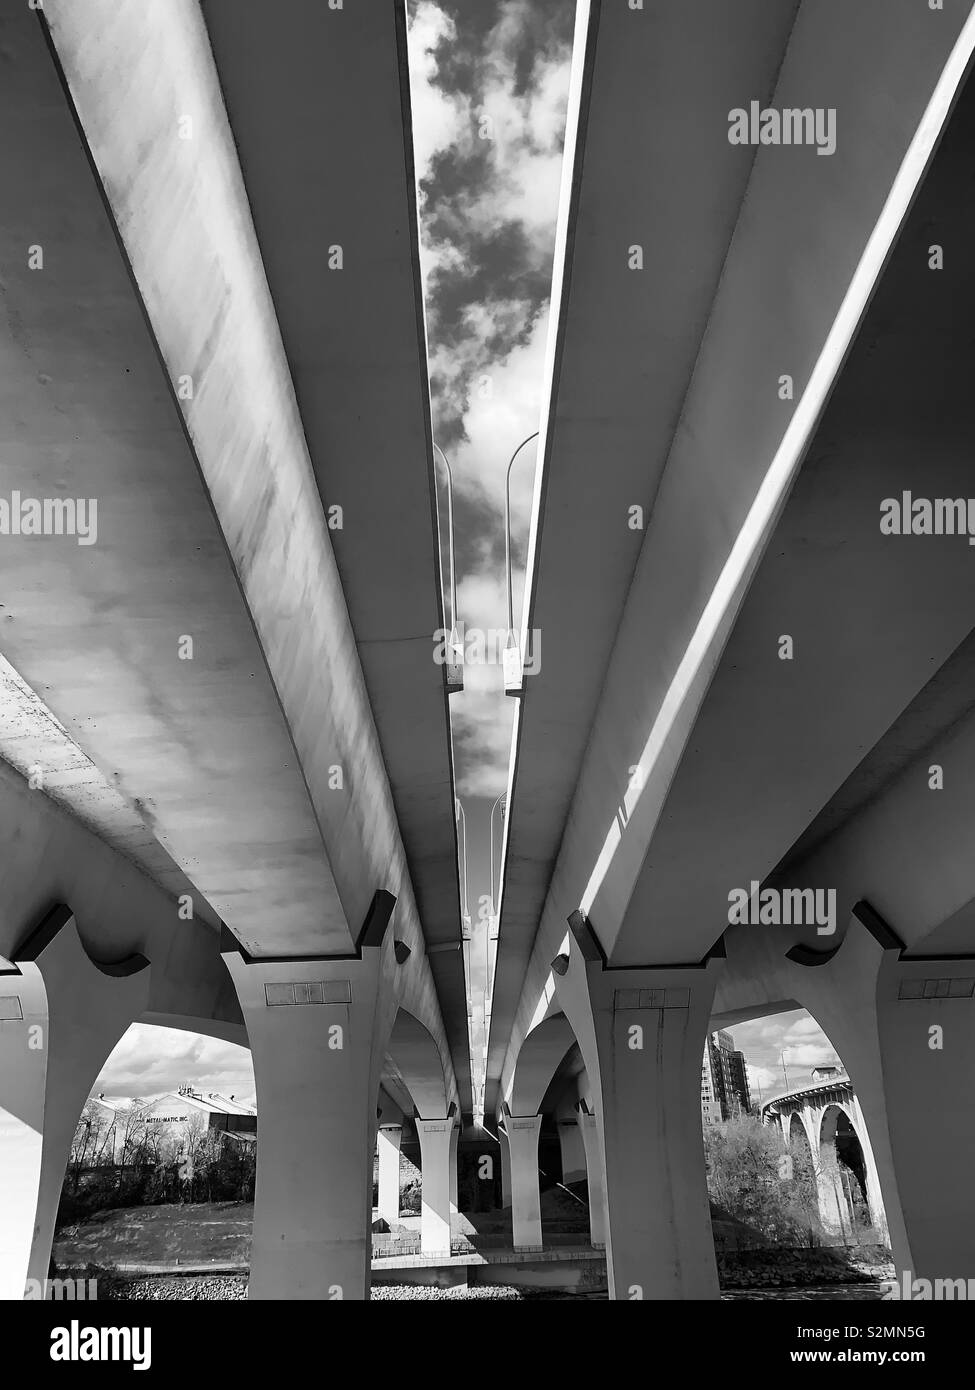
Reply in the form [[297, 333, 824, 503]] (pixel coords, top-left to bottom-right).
[[0, 0, 463, 1104], [491, 0, 975, 1111]]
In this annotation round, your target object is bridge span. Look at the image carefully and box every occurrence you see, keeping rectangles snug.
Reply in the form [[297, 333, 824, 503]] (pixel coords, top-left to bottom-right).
[[489, 0, 975, 1301], [2, 0, 975, 1303]]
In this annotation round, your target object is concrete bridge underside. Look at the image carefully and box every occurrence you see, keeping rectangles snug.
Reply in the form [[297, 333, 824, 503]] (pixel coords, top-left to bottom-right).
[[490, 0, 975, 1301], [0, 0, 468, 1302], [3, 0, 975, 1304]]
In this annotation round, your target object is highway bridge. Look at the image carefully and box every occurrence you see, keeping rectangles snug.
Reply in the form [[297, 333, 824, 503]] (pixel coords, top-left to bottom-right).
[[2, 0, 975, 1301]]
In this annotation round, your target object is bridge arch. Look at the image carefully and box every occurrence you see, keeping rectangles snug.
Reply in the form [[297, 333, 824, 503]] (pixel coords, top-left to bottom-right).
[[788, 1110, 815, 1166], [817, 1102, 872, 1234], [498, 1013, 606, 1249], [507, 1012, 579, 1117], [379, 1007, 456, 1257], [385, 1006, 449, 1120]]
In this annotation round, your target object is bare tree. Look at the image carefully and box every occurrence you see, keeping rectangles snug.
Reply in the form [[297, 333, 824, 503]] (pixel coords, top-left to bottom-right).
[[116, 1099, 152, 1191], [67, 1102, 114, 1192]]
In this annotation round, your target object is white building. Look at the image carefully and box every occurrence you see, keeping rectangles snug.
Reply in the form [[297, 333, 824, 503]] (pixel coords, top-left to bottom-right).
[[87, 1086, 256, 1161]]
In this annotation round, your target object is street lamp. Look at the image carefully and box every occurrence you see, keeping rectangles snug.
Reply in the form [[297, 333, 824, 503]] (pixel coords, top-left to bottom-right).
[[433, 442, 463, 694], [455, 798, 471, 937], [503, 431, 539, 695], [489, 793, 506, 915]]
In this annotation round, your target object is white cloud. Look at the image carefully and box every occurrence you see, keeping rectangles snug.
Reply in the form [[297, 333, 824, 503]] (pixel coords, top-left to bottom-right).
[[785, 1015, 828, 1037], [406, 3, 466, 186], [782, 1041, 842, 1069], [95, 1023, 254, 1105], [726, 1009, 844, 1095], [408, 4, 571, 809], [745, 1063, 779, 1095]]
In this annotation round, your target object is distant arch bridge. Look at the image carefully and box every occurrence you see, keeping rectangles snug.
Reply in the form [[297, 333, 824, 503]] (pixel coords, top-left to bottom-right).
[[761, 1073, 887, 1241]]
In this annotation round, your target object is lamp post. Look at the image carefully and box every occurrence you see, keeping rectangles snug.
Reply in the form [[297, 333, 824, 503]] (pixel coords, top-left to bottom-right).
[[489, 793, 506, 915], [503, 431, 539, 694], [433, 442, 463, 693], [780, 1050, 792, 1093], [455, 798, 471, 936]]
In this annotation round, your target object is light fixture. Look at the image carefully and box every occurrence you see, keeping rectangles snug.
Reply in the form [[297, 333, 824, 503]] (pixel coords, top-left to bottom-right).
[[503, 431, 539, 695], [433, 442, 464, 694]]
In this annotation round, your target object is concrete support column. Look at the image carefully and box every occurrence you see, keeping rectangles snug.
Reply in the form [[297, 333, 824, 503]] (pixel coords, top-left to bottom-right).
[[503, 1111, 543, 1249], [850, 1095, 887, 1240], [796, 1103, 845, 1235], [221, 893, 395, 1301], [557, 1117, 587, 1185], [554, 913, 722, 1299], [578, 1108, 607, 1248], [449, 1121, 459, 1215], [377, 1124, 402, 1226], [876, 951, 975, 1278], [780, 1112, 792, 1149], [809, 1103, 847, 1236], [498, 1123, 512, 1208], [816, 1165, 850, 1237], [0, 906, 149, 1300], [725, 905, 975, 1278], [721, 910, 916, 1277], [416, 1117, 454, 1255], [798, 1107, 821, 1173]]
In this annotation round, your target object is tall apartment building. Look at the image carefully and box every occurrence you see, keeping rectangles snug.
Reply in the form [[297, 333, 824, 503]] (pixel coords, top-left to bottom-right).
[[700, 1030, 752, 1124], [701, 1039, 724, 1126]]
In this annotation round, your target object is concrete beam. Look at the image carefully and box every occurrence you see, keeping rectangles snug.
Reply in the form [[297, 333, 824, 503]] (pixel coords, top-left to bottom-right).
[[1, 0, 461, 1103], [492, 0, 975, 1111]]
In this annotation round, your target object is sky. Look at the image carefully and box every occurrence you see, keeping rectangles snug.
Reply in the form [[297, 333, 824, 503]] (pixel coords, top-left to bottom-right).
[[726, 1011, 842, 1106], [96, 1007, 845, 1112], [410, 0, 574, 811], [94, 1025, 255, 1108], [407, 0, 575, 1106], [95, 0, 838, 1109]]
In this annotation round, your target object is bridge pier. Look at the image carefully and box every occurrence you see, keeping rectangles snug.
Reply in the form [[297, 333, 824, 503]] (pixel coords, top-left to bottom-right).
[[377, 1124, 402, 1225], [876, 953, 975, 1280], [803, 1104, 855, 1238], [557, 1114, 587, 1185], [578, 1106, 608, 1248], [727, 906, 975, 1280], [850, 1095, 889, 1240], [498, 1123, 512, 1208], [553, 915, 722, 1299], [725, 913, 912, 1271], [416, 1117, 454, 1255], [221, 898, 394, 1301], [0, 906, 149, 1300], [502, 1111, 543, 1249], [779, 1113, 791, 1150], [449, 1120, 459, 1216]]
